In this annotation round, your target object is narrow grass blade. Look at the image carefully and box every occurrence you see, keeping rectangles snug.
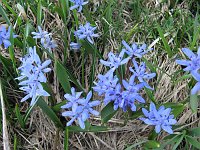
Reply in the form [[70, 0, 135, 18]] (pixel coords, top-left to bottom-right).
[[59, 0, 68, 23], [37, 0, 42, 26], [14, 134, 17, 150], [9, 26, 17, 74], [15, 104, 25, 128], [0, 54, 18, 85], [190, 13, 199, 49], [2, 0, 17, 17], [23, 97, 40, 123], [157, 24, 173, 57], [64, 127, 69, 150], [0, 3, 11, 25]]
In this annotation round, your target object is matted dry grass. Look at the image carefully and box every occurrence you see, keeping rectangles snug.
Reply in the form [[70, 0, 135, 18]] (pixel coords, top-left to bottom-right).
[[1, 0, 200, 149]]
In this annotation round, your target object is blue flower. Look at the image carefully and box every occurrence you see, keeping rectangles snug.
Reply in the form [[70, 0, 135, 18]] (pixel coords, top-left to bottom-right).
[[120, 76, 145, 111], [176, 47, 200, 94], [42, 36, 57, 51], [61, 87, 83, 111], [32, 26, 49, 39], [140, 102, 177, 134], [61, 90, 100, 129], [100, 50, 130, 70], [32, 26, 57, 51], [70, 42, 81, 51], [103, 76, 145, 112], [93, 69, 118, 96], [69, 0, 88, 12], [0, 26, 17, 49], [16, 47, 51, 105], [74, 22, 99, 44], [122, 40, 152, 58], [129, 59, 156, 89]]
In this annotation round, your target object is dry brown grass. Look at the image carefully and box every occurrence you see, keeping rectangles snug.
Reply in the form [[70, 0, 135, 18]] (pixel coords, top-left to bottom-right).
[[1, 0, 200, 149]]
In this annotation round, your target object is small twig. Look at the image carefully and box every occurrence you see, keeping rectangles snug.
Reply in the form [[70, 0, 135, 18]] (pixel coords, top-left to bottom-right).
[[0, 79, 10, 150]]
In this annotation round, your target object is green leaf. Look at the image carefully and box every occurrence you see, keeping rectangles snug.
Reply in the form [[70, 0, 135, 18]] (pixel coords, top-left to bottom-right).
[[37, 0, 42, 26], [101, 102, 117, 123], [125, 140, 148, 150], [155, 134, 181, 150], [186, 136, 200, 149], [144, 140, 160, 149], [144, 87, 155, 102], [58, 0, 68, 23], [68, 124, 108, 132], [15, 104, 25, 128], [2, 0, 17, 17], [189, 127, 200, 137], [157, 24, 173, 57], [52, 101, 66, 112], [81, 40, 103, 59], [23, 97, 40, 123], [0, 54, 17, 84], [0, 3, 11, 25], [190, 13, 199, 49], [14, 134, 17, 150], [163, 102, 185, 117], [173, 74, 192, 85], [172, 133, 185, 150], [9, 26, 17, 74], [190, 94, 199, 113], [37, 97, 63, 128], [55, 60, 71, 93], [64, 127, 69, 150]]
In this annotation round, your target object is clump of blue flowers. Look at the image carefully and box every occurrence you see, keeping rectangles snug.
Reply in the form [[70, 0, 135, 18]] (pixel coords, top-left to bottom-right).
[[69, 0, 88, 12], [94, 41, 156, 112], [61, 87, 100, 129], [32, 26, 57, 52], [140, 102, 177, 134], [0, 25, 17, 49], [16, 46, 51, 106], [176, 47, 200, 94]]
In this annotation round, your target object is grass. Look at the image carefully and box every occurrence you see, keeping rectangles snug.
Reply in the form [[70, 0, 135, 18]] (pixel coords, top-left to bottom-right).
[[0, 0, 200, 149]]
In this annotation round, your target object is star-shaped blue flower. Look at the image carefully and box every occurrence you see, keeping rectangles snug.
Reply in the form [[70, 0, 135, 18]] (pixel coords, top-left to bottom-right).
[[69, 0, 88, 12], [32, 26, 57, 52], [122, 40, 152, 58], [129, 59, 156, 89], [100, 50, 130, 70], [74, 22, 99, 44], [0, 26, 17, 49], [93, 69, 118, 96], [140, 102, 177, 134], [176, 47, 200, 94], [61, 90, 100, 129]]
